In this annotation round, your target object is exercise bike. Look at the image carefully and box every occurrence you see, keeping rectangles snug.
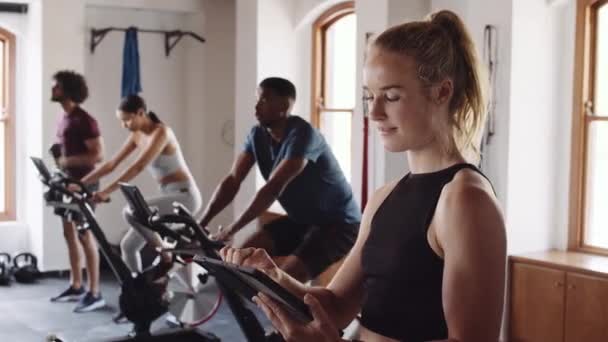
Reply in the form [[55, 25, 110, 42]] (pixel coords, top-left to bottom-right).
[[32, 157, 283, 341], [118, 183, 283, 342], [31, 156, 219, 341]]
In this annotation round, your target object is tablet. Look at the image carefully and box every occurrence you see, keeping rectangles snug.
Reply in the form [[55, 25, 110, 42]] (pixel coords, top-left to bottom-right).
[[194, 256, 313, 323]]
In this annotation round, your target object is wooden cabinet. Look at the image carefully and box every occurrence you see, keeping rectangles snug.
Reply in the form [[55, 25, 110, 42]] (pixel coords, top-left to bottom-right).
[[510, 263, 565, 342], [509, 251, 608, 342], [564, 273, 608, 341]]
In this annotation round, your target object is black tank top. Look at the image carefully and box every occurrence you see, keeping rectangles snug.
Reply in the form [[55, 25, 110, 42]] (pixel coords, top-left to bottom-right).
[[360, 163, 490, 341]]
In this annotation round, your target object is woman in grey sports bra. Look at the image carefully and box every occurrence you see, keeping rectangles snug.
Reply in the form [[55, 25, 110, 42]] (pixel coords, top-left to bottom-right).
[[80, 95, 202, 275]]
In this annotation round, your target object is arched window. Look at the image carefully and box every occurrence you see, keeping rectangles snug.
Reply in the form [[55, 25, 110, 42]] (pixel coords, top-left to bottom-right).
[[311, 1, 356, 183], [0, 27, 15, 221]]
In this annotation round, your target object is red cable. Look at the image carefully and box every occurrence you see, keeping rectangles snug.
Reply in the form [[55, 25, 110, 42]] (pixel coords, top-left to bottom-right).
[[189, 289, 223, 327]]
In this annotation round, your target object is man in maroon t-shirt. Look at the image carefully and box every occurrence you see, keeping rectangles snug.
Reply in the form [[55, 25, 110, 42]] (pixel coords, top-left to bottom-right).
[[49, 70, 106, 313]]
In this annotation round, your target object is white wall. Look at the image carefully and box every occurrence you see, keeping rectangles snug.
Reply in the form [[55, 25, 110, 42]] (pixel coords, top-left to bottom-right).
[[184, 9, 206, 212], [22, 0, 44, 262], [86, 0, 204, 13], [389, 0, 431, 28], [506, 0, 575, 255], [232, 0, 258, 240], [294, 22, 312, 124], [257, 0, 297, 89], [550, 0, 576, 250], [294, 0, 343, 28], [195, 0, 236, 229]]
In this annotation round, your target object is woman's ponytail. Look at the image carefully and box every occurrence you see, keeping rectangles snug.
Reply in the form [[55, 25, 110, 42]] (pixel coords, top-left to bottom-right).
[[147, 111, 162, 123]]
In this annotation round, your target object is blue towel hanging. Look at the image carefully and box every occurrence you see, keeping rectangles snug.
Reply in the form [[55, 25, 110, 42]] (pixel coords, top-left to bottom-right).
[[121, 27, 142, 98]]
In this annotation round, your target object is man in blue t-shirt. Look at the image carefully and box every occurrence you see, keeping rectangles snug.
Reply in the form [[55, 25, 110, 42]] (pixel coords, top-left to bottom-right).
[[199, 77, 361, 282]]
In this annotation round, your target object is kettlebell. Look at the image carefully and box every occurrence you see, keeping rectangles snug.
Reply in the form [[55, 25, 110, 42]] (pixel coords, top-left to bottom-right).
[[12, 252, 41, 284], [46, 333, 64, 342], [0, 253, 12, 286]]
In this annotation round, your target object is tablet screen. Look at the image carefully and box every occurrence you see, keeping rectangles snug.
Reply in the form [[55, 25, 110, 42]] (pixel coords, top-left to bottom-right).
[[195, 256, 312, 323]]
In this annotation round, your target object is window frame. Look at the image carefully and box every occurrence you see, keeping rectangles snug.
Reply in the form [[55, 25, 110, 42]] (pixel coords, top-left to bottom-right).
[[311, 1, 355, 128], [0, 27, 15, 221], [569, 0, 608, 254]]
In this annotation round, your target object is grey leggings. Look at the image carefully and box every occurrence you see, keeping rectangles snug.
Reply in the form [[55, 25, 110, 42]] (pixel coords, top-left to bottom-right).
[[121, 181, 202, 273]]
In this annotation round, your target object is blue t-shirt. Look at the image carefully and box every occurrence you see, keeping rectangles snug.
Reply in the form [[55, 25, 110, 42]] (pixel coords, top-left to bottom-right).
[[243, 116, 361, 225]]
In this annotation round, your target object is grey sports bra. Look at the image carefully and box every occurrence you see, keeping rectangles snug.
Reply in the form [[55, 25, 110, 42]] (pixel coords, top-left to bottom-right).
[[147, 129, 190, 180]]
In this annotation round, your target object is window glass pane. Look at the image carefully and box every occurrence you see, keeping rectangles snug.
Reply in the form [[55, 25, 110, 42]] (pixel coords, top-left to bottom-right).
[[595, 4, 608, 116], [0, 123, 5, 212], [324, 14, 356, 109], [0, 40, 4, 107], [319, 111, 351, 183], [584, 121, 608, 248]]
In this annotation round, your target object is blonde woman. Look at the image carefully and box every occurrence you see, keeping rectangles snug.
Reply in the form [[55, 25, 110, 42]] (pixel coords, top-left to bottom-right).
[[219, 10, 506, 342]]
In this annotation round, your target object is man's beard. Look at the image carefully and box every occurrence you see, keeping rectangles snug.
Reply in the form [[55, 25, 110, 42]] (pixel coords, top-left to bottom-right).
[[51, 94, 64, 102], [259, 119, 272, 128], [259, 116, 282, 128]]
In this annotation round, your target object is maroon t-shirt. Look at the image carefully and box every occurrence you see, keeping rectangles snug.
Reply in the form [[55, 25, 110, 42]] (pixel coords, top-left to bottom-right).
[[56, 107, 100, 179]]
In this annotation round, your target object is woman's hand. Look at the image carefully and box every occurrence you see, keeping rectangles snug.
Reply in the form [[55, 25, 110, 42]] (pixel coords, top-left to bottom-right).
[[209, 225, 236, 243], [67, 183, 83, 193], [92, 191, 110, 203], [57, 156, 68, 169], [219, 247, 281, 282], [254, 292, 342, 342], [220, 247, 343, 341]]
